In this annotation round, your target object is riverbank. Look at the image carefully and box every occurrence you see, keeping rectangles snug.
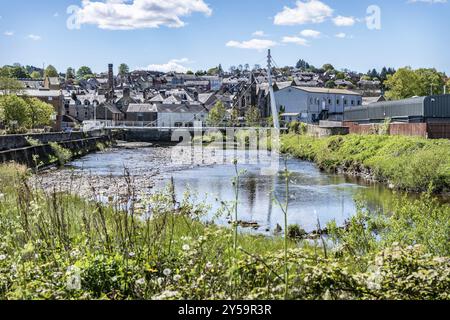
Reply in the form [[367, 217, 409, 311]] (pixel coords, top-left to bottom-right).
[[0, 163, 449, 300], [280, 134, 450, 193]]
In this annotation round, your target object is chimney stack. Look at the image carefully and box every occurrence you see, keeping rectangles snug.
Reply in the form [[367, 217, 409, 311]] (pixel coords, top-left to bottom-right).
[[108, 63, 114, 93]]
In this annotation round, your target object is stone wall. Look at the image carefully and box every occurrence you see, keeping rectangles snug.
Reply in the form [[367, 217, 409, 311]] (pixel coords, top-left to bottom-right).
[[307, 125, 349, 138], [0, 131, 114, 167], [0, 130, 107, 151]]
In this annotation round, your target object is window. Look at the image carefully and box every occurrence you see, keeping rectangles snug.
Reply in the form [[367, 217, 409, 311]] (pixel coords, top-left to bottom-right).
[[48, 97, 53, 101], [336, 99, 340, 105], [357, 100, 361, 106], [344, 99, 347, 105], [328, 99, 332, 104], [351, 100, 354, 105]]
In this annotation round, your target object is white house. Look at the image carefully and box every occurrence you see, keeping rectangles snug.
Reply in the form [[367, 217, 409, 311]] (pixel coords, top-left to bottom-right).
[[156, 103, 208, 128], [274, 86, 362, 124]]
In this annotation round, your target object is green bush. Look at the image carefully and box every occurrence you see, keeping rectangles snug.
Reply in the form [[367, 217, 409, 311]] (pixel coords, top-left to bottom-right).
[[280, 134, 450, 193]]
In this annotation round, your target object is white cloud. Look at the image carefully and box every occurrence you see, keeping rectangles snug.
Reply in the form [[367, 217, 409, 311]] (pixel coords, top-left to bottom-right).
[[4, 31, 14, 36], [332, 15, 356, 26], [335, 32, 347, 38], [300, 29, 321, 38], [74, 0, 212, 30], [274, 0, 333, 25], [252, 30, 267, 37], [54, 12, 59, 17], [226, 39, 277, 51], [27, 34, 42, 41], [282, 36, 309, 46], [146, 58, 190, 73]]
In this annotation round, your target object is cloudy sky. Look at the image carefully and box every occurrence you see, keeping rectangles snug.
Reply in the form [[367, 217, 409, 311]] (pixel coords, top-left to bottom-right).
[[0, 0, 449, 74]]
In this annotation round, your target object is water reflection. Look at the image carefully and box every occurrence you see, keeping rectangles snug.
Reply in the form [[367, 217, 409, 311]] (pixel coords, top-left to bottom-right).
[[67, 146, 422, 234]]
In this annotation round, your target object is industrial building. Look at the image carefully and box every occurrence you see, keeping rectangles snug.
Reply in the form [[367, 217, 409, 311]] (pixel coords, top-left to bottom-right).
[[344, 94, 450, 124]]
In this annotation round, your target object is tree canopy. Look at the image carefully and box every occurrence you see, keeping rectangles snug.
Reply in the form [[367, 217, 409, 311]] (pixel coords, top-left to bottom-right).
[[66, 68, 76, 80], [0, 77, 24, 95], [118, 64, 129, 76], [385, 67, 446, 100], [76, 66, 94, 80], [0, 95, 54, 130], [206, 101, 226, 126], [245, 105, 261, 127], [44, 65, 59, 78]]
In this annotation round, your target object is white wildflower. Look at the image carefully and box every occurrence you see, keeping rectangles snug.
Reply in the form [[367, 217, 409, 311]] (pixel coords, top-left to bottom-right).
[[163, 268, 172, 277], [205, 262, 214, 270], [173, 274, 182, 282], [0, 193, 4, 200], [70, 250, 80, 259], [0, 254, 7, 261], [182, 244, 190, 251], [152, 290, 179, 300], [129, 252, 136, 258], [135, 278, 145, 286]]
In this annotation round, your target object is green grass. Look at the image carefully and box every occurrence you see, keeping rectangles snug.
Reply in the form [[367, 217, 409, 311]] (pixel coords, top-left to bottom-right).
[[0, 163, 448, 300], [280, 134, 450, 193]]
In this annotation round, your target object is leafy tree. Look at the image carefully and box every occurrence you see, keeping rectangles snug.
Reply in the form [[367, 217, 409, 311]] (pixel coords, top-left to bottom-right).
[[186, 70, 194, 75], [0, 77, 24, 95], [385, 67, 446, 100], [245, 105, 261, 127], [206, 101, 227, 126], [230, 108, 240, 127], [384, 67, 420, 100], [44, 65, 59, 78], [9, 66, 30, 79], [25, 97, 54, 128], [66, 68, 76, 80], [30, 71, 42, 79], [446, 79, 450, 92], [335, 72, 345, 80], [76, 66, 93, 79], [415, 68, 445, 96], [296, 59, 310, 70], [0, 95, 29, 129], [207, 67, 219, 76], [325, 80, 336, 88], [322, 64, 334, 72], [118, 63, 129, 76]]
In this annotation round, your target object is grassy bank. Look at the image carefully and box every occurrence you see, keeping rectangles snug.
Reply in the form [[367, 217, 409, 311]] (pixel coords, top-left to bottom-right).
[[281, 134, 450, 193], [0, 163, 449, 300]]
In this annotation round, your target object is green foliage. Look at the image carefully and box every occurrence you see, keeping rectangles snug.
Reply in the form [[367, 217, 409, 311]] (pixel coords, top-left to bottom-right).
[[0, 77, 24, 95], [322, 63, 334, 71], [206, 101, 226, 126], [0, 164, 448, 300], [385, 67, 446, 100], [66, 68, 76, 80], [76, 66, 93, 80], [245, 105, 261, 127], [280, 134, 450, 193], [44, 65, 58, 78], [0, 95, 54, 131], [25, 97, 54, 128], [49, 142, 72, 166], [118, 64, 129, 76], [30, 71, 42, 79], [288, 121, 307, 135], [0, 95, 29, 131], [287, 225, 307, 240]]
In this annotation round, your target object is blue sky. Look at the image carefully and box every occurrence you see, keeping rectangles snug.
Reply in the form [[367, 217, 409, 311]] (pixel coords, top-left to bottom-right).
[[0, 0, 449, 74]]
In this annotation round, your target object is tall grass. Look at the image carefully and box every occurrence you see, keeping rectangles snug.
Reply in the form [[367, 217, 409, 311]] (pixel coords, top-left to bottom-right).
[[0, 163, 448, 300], [280, 134, 450, 193]]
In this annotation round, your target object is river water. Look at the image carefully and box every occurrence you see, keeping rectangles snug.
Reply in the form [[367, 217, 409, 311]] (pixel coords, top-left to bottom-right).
[[57, 143, 404, 233]]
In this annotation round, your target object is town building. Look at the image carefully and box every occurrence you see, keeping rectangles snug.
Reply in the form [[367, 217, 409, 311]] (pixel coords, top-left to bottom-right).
[[274, 86, 362, 124]]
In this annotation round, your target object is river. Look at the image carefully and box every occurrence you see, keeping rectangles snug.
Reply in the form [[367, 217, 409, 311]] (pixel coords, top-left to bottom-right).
[[36, 142, 413, 234]]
